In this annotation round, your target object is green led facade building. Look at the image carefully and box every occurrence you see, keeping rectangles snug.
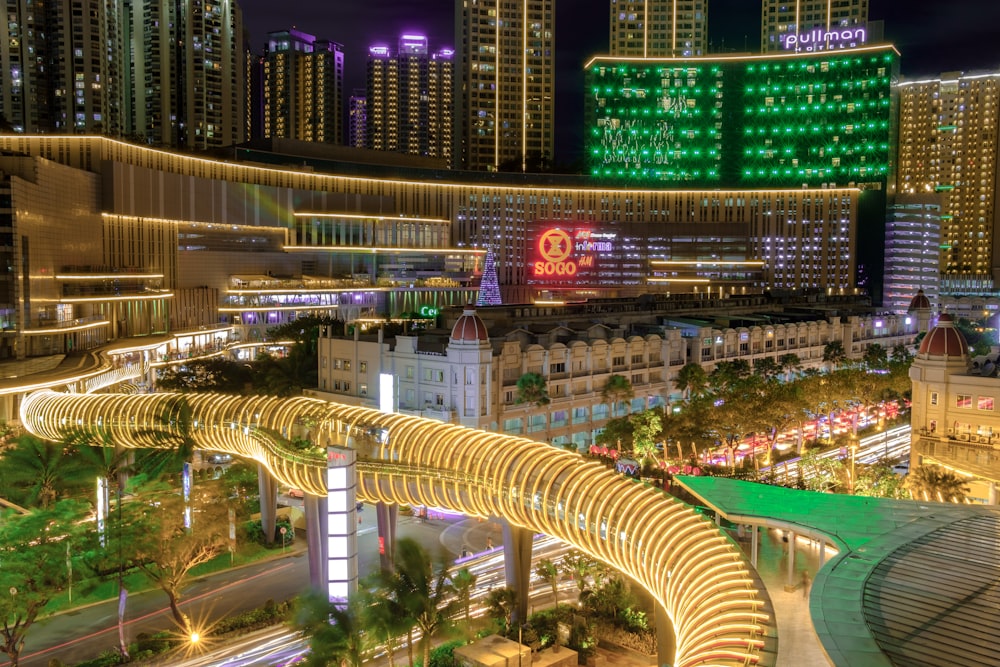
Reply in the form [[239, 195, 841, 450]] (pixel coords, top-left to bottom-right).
[[585, 44, 899, 189]]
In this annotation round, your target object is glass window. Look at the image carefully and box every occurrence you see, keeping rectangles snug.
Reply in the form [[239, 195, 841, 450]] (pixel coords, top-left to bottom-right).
[[978, 396, 994, 411], [956, 394, 972, 408]]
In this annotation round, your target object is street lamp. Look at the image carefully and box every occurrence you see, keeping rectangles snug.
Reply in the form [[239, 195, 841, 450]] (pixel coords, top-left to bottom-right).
[[849, 438, 859, 495]]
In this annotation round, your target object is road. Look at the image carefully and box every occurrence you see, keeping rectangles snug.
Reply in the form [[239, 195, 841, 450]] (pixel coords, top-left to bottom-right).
[[9, 501, 501, 667], [762, 424, 911, 483]]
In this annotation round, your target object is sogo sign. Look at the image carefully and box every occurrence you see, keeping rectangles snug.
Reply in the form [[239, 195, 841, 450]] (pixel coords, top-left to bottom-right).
[[533, 228, 578, 277]]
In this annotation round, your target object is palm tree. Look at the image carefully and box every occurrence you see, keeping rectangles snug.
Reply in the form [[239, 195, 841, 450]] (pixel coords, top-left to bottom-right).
[[294, 590, 368, 667], [777, 353, 802, 382], [559, 550, 595, 603], [364, 569, 416, 667], [822, 340, 848, 370], [534, 558, 561, 607], [863, 343, 889, 370], [515, 372, 550, 407], [485, 587, 517, 636], [390, 538, 458, 667], [602, 374, 634, 417], [752, 357, 781, 382], [450, 567, 478, 636], [674, 362, 708, 399], [904, 465, 970, 503], [0, 435, 89, 508]]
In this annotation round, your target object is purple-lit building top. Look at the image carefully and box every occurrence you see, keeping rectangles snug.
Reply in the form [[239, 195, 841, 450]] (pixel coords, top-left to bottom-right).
[[366, 33, 453, 163]]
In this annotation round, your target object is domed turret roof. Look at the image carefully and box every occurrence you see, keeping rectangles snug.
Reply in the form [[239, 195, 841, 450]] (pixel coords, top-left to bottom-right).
[[450, 305, 488, 343], [917, 313, 969, 358], [908, 289, 932, 312]]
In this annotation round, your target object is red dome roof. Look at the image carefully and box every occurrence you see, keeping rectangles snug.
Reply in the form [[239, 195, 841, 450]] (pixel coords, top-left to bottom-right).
[[908, 289, 931, 312], [917, 314, 969, 358], [450, 305, 488, 342]]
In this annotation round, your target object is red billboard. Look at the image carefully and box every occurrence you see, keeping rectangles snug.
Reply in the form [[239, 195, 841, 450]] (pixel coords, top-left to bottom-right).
[[528, 225, 614, 285]]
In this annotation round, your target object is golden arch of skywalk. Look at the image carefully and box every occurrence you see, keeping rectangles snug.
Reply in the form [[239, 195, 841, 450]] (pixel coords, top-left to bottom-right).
[[21, 390, 771, 667]]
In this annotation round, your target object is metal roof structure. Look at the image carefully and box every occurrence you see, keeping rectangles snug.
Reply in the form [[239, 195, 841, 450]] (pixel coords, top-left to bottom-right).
[[676, 476, 1000, 666]]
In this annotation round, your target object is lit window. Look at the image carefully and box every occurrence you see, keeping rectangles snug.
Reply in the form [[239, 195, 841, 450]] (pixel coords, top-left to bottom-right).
[[956, 394, 972, 408], [978, 396, 994, 411]]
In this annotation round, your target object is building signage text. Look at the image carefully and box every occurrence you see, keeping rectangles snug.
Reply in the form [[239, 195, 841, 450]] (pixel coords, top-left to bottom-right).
[[781, 26, 867, 52]]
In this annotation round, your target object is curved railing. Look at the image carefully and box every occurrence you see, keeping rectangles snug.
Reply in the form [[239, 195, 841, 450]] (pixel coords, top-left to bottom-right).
[[20, 390, 771, 667]]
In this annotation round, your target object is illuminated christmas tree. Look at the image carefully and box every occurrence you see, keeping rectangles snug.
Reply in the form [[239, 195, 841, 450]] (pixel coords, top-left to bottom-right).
[[476, 246, 502, 306]]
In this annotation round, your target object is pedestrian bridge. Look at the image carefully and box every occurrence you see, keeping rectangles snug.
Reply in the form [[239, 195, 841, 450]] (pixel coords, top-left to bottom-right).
[[21, 390, 773, 667]]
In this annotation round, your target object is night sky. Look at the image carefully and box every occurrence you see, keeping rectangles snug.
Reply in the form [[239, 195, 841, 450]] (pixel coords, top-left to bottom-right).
[[238, 0, 1000, 163]]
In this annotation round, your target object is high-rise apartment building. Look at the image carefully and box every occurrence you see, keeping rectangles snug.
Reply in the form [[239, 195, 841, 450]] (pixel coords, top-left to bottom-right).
[[0, 0, 112, 134], [366, 35, 452, 160], [761, 0, 869, 53], [348, 90, 367, 149], [130, 0, 247, 149], [262, 30, 345, 144], [456, 0, 555, 171], [0, 0, 246, 150], [897, 71, 1000, 285], [883, 196, 942, 314], [609, 0, 707, 57]]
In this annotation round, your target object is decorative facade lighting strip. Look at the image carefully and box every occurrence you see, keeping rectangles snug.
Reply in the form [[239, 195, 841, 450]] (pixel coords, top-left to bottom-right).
[[20, 391, 772, 667]]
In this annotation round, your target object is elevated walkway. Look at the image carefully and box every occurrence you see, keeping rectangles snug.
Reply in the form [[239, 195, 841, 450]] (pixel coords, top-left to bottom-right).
[[676, 476, 1000, 666]]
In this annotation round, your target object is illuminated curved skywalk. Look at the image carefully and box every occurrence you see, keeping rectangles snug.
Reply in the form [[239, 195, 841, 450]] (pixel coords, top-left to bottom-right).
[[21, 390, 772, 667]]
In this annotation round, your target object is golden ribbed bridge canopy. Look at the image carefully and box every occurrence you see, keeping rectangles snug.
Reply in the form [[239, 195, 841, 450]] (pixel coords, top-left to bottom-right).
[[21, 390, 773, 667]]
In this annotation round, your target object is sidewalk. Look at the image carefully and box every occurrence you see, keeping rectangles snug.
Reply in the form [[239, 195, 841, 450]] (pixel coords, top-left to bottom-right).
[[733, 528, 831, 667]]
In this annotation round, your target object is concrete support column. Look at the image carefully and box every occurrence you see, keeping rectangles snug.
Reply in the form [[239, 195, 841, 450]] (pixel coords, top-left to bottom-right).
[[325, 446, 358, 607], [989, 482, 998, 505], [502, 519, 533, 625], [751, 525, 759, 568], [819, 541, 826, 565], [257, 464, 278, 545], [785, 531, 796, 590], [304, 494, 328, 592], [375, 501, 398, 572], [654, 604, 677, 667]]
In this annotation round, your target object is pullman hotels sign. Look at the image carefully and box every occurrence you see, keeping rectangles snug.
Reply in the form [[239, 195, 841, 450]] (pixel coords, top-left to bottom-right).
[[781, 26, 867, 52]]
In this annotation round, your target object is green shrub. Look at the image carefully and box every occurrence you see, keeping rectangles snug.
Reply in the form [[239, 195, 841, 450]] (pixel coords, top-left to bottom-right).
[[243, 518, 294, 547], [427, 640, 464, 667]]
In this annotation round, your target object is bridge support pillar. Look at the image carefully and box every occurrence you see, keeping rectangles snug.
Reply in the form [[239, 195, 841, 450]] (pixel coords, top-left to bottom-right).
[[502, 520, 533, 625], [990, 482, 998, 505], [304, 494, 328, 593], [257, 464, 278, 545], [750, 525, 759, 568], [324, 446, 358, 607], [376, 502, 397, 572], [654, 604, 677, 667]]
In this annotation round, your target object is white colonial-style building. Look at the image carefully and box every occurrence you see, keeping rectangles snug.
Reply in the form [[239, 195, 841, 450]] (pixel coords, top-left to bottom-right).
[[311, 298, 922, 451], [909, 313, 1000, 504]]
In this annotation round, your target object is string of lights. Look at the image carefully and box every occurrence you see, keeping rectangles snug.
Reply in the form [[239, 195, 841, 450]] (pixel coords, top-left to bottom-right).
[[21, 390, 771, 667]]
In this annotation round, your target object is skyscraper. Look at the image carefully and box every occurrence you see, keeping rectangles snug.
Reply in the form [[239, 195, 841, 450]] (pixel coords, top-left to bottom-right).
[[883, 196, 943, 314], [897, 71, 1000, 287], [0, 0, 246, 150], [609, 0, 707, 57], [366, 35, 452, 160], [130, 0, 247, 150], [348, 90, 367, 149], [262, 30, 345, 144], [456, 0, 555, 171], [0, 0, 111, 133], [761, 0, 869, 53]]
